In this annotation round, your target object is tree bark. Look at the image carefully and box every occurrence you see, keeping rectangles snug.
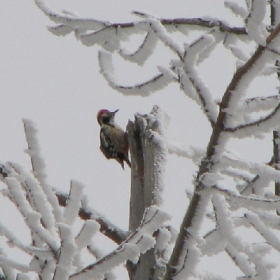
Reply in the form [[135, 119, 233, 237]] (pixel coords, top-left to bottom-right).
[[126, 106, 164, 280]]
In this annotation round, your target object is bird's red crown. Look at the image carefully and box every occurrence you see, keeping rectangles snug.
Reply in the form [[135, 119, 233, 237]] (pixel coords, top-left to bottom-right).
[[97, 109, 110, 121]]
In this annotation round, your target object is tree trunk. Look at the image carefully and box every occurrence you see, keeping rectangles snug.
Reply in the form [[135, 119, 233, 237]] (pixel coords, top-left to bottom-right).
[[126, 106, 165, 280]]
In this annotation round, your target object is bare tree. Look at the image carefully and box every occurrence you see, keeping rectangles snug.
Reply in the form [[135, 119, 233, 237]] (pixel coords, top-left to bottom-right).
[[2, 0, 280, 279]]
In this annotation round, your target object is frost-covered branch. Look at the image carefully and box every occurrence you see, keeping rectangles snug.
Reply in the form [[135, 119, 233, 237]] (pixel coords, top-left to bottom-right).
[[0, 120, 136, 278], [98, 50, 176, 97], [23, 119, 63, 223], [225, 102, 280, 135], [245, 0, 268, 46], [56, 192, 128, 244], [238, 95, 280, 114], [1, 167, 99, 277], [119, 30, 157, 65], [225, 245, 255, 277], [212, 194, 269, 279], [239, 175, 262, 195], [212, 185, 280, 212], [0, 161, 129, 278], [76, 221, 100, 253], [70, 206, 170, 279], [245, 212, 280, 252], [271, 0, 280, 27], [63, 181, 84, 226], [53, 224, 76, 280], [23, 119, 47, 186], [35, 0, 247, 39], [87, 243, 116, 280], [164, 22, 280, 279], [34, 0, 249, 107], [164, 189, 211, 279], [167, 141, 204, 164], [220, 152, 279, 186], [182, 32, 220, 126]]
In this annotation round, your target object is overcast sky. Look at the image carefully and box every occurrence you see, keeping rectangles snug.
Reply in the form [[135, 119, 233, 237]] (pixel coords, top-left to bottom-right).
[[1, 0, 279, 278]]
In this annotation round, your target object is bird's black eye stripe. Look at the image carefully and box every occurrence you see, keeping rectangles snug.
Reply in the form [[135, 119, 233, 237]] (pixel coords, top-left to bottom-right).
[[101, 116, 110, 124]]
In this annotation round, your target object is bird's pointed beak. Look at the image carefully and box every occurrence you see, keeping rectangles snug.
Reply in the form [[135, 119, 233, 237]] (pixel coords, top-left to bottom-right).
[[108, 109, 119, 126]]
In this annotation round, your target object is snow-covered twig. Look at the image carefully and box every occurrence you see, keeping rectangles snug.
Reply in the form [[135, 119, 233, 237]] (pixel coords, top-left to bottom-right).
[[5, 177, 33, 218], [98, 50, 176, 97], [239, 174, 261, 195], [70, 206, 170, 279], [221, 152, 279, 185], [0, 220, 51, 258], [53, 224, 76, 280], [148, 17, 184, 58], [56, 192, 128, 244], [182, 33, 219, 126], [3, 163, 61, 245], [244, 0, 269, 46], [215, 23, 280, 139], [167, 141, 204, 164], [63, 181, 84, 226], [0, 249, 15, 280], [75, 221, 99, 252], [212, 185, 280, 212], [87, 243, 116, 279], [0, 256, 30, 273], [22, 175, 59, 239], [212, 194, 269, 279], [271, 0, 280, 27], [119, 30, 158, 65], [23, 119, 46, 187], [253, 208, 280, 231], [225, 245, 255, 277], [23, 119, 63, 223], [35, 0, 107, 30], [26, 211, 60, 253], [225, 102, 280, 136], [200, 229, 226, 255], [35, 0, 247, 41], [221, 168, 254, 185], [1, 155, 128, 277], [237, 95, 280, 114], [164, 190, 211, 280], [245, 212, 280, 252], [225, 1, 247, 18], [221, 154, 274, 195]]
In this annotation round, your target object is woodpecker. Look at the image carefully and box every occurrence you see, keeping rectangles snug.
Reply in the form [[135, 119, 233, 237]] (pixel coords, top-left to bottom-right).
[[97, 109, 131, 169]]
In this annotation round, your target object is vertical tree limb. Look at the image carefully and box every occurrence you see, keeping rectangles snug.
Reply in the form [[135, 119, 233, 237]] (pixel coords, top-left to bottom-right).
[[127, 106, 166, 280], [271, 1, 280, 211]]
